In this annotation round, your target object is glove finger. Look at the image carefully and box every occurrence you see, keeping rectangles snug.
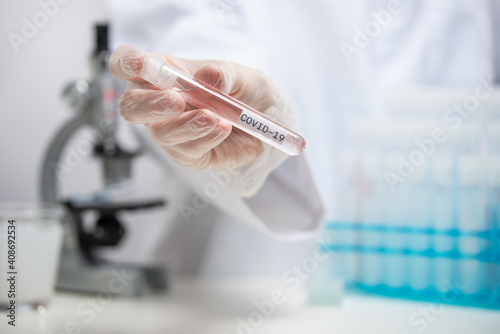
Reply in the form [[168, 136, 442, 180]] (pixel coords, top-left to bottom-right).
[[109, 45, 149, 81], [109, 45, 193, 86], [147, 109, 219, 146], [193, 61, 274, 112], [166, 118, 231, 159], [125, 80, 158, 91], [193, 62, 236, 94], [119, 89, 185, 124]]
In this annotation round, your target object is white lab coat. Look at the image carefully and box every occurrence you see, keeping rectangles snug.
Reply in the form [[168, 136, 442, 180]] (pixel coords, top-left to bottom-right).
[[104, 0, 498, 276]]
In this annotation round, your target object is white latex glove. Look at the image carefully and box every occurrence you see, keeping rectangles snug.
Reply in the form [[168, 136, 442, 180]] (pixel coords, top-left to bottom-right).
[[109, 45, 296, 197]]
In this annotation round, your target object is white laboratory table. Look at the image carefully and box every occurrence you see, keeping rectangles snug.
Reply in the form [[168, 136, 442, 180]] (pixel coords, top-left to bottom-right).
[[1, 278, 499, 334]]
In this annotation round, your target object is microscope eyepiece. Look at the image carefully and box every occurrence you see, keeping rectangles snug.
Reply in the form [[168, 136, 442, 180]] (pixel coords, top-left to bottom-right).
[[95, 23, 109, 55]]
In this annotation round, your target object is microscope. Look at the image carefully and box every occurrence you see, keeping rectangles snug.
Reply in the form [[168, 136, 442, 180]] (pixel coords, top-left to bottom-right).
[[40, 24, 168, 296]]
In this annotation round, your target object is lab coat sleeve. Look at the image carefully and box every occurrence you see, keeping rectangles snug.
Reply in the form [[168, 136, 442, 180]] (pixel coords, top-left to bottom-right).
[[243, 154, 326, 238], [107, 0, 326, 238], [186, 157, 324, 239]]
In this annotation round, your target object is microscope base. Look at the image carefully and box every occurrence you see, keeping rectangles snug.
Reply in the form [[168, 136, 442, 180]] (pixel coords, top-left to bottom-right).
[[56, 251, 168, 297]]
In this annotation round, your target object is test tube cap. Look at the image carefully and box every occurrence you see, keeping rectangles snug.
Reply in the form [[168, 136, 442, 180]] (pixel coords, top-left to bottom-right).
[[140, 55, 177, 90]]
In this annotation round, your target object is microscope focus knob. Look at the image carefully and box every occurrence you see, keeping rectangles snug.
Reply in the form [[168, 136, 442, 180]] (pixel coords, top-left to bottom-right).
[[62, 80, 90, 109], [94, 213, 125, 246]]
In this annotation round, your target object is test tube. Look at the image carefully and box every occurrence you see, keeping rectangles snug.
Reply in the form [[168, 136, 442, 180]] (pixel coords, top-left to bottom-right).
[[139, 55, 306, 156]]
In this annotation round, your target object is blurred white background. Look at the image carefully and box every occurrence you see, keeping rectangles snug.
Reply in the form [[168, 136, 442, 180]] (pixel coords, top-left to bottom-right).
[[0, 0, 110, 201]]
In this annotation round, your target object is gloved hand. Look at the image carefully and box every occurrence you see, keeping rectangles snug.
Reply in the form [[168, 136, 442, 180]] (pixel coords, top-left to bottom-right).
[[109, 45, 296, 197]]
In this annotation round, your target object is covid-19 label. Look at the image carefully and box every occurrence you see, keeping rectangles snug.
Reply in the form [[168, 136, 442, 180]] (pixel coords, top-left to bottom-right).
[[237, 110, 286, 145]]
